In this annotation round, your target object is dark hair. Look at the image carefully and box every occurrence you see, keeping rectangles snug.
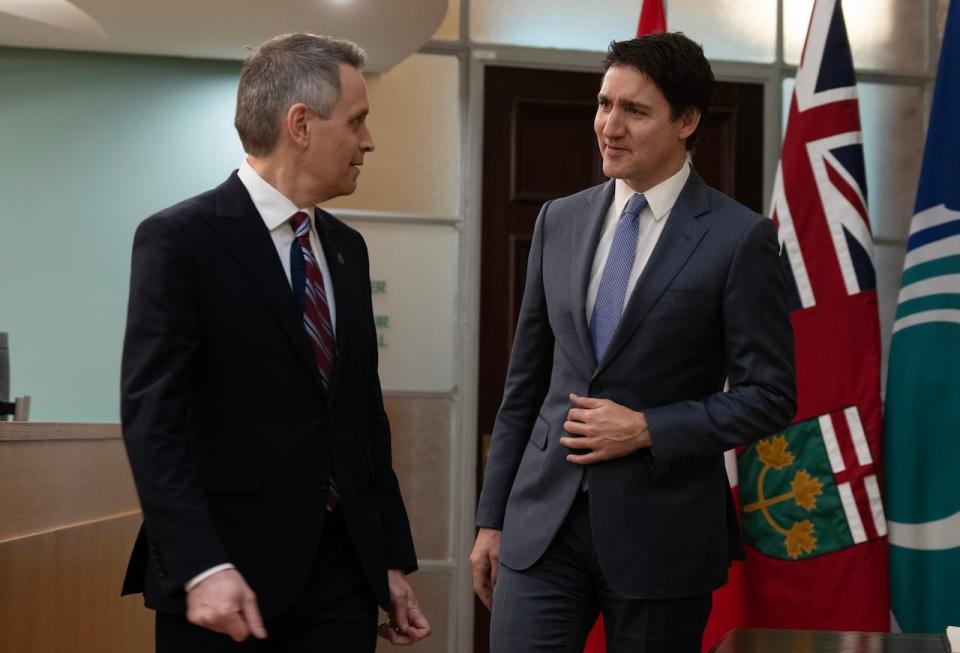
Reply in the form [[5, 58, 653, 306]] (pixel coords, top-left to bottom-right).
[[603, 32, 713, 150]]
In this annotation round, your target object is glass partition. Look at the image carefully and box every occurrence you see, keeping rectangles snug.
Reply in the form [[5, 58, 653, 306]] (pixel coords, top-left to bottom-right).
[[784, 0, 926, 73], [470, 0, 638, 50], [670, 0, 776, 62]]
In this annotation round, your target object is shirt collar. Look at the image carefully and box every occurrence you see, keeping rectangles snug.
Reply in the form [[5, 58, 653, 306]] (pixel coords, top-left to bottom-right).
[[237, 159, 315, 231], [612, 161, 691, 222]]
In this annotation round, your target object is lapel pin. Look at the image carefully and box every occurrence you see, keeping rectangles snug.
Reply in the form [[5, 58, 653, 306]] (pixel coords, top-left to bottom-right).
[[337, 252, 345, 266]]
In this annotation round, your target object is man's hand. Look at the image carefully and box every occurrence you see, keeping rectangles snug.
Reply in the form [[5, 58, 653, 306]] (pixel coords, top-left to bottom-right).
[[469, 528, 502, 611], [561, 393, 651, 464], [186, 568, 267, 642], [378, 569, 431, 645]]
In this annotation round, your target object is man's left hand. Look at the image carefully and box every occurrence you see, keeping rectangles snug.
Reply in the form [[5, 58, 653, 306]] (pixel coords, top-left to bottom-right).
[[378, 569, 431, 645], [561, 393, 651, 464]]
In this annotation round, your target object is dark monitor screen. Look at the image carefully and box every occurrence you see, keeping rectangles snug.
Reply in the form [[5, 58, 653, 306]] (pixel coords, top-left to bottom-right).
[[0, 332, 9, 405]]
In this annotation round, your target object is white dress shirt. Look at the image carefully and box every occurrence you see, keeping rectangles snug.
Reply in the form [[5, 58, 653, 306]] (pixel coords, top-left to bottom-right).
[[585, 163, 691, 324], [184, 160, 338, 592], [237, 159, 338, 331]]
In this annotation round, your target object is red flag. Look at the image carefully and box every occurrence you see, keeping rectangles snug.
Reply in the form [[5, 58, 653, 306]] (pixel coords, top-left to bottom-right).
[[585, 5, 667, 651], [704, 1, 889, 647], [584, 616, 607, 651], [637, 0, 666, 35]]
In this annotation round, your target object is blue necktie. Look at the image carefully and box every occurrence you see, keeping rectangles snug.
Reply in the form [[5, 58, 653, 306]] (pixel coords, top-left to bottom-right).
[[589, 193, 648, 362]]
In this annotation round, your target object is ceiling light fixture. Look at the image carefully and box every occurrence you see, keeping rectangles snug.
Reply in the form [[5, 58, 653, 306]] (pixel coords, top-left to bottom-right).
[[0, 0, 106, 38]]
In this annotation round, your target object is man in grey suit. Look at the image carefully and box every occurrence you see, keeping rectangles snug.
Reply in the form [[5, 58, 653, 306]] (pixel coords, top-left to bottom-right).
[[470, 33, 796, 652]]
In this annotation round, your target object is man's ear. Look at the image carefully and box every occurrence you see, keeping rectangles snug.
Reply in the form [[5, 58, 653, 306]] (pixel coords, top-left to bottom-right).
[[677, 107, 701, 142], [284, 103, 311, 149]]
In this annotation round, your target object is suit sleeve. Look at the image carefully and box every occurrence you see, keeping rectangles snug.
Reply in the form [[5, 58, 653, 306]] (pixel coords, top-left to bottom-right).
[[475, 202, 555, 529], [359, 237, 418, 573], [643, 216, 797, 476], [121, 215, 230, 595]]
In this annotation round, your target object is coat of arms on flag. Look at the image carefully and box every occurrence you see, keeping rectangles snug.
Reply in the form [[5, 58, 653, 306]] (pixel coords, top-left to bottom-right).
[[739, 408, 886, 561]]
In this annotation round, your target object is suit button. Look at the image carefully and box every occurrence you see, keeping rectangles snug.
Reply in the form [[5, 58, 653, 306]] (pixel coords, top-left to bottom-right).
[[590, 381, 603, 394]]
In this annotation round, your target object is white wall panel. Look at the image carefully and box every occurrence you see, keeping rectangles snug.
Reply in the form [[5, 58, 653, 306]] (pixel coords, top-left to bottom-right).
[[342, 220, 459, 392]]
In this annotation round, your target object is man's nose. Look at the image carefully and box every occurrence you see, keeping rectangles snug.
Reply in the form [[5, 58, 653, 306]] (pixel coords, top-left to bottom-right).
[[361, 125, 375, 153], [603, 110, 624, 138]]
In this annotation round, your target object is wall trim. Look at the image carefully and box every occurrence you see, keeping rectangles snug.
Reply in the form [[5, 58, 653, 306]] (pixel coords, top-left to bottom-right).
[[331, 209, 459, 227], [0, 509, 141, 545], [0, 422, 120, 442]]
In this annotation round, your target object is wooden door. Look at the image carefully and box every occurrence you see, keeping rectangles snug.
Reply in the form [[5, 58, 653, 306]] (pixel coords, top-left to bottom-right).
[[475, 64, 764, 652]]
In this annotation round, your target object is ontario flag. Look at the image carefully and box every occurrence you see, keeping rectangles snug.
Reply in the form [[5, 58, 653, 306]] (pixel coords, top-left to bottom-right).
[[706, 1, 889, 646]]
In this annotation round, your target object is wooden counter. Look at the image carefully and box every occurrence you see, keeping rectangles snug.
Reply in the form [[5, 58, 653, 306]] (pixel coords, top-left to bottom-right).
[[0, 423, 152, 651]]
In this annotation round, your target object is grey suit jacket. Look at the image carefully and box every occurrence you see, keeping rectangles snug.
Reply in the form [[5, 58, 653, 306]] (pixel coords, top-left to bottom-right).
[[476, 171, 796, 599]]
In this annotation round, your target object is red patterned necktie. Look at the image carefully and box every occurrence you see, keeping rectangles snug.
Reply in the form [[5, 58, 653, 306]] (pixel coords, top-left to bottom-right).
[[290, 211, 336, 387]]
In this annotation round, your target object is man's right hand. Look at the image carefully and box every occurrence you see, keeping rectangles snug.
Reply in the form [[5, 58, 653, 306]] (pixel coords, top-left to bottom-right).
[[186, 568, 268, 642], [470, 528, 502, 611]]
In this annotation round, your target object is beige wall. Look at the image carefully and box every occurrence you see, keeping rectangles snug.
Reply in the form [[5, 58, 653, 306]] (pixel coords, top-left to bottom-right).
[[325, 53, 461, 217]]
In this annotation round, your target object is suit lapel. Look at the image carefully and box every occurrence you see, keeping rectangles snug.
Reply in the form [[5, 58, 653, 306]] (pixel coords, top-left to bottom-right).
[[207, 173, 326, 393], [571, 181, 616, 369], [594, 171, 710, 376]]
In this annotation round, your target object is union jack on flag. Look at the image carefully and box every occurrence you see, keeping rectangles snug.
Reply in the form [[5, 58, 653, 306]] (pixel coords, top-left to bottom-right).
[[770, 0, 875, 310]]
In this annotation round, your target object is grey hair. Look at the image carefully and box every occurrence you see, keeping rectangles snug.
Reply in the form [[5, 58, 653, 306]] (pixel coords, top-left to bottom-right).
[[235, 33, 367, 156]]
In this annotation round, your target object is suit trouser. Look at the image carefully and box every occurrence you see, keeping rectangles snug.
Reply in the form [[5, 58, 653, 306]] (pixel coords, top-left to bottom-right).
[[155, 508, 378, 653], [490, 491, 712, 653]]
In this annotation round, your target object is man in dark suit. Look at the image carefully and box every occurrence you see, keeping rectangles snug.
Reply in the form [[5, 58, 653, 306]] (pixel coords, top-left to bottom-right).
[[470, 33, 796, 652], [121, 33, 430, 651]]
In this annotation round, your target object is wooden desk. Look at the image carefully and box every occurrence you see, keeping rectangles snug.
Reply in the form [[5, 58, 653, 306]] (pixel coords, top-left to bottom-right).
[[711, 628, 946, 653], [0, 423, 152, 652]]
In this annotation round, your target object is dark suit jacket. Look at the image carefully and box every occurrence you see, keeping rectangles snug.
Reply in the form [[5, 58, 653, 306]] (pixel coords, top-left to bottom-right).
[[120, 172, 416, 617], [477, 171, 796, 599]]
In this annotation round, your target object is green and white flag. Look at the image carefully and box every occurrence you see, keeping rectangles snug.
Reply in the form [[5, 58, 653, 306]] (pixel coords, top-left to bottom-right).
[[885, 0, 960, 633]]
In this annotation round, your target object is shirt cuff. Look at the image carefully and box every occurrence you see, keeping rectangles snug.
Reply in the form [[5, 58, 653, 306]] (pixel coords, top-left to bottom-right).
[[184, 563, 235, 592]]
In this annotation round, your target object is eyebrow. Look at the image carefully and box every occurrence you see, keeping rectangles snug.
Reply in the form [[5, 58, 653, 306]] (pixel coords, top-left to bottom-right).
[[622, 101, 651, 112], [597, 94, 652, 113]]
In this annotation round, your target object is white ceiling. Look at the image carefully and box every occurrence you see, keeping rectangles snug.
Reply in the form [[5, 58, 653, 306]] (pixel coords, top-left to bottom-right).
[[0, 0, 447, 72]]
